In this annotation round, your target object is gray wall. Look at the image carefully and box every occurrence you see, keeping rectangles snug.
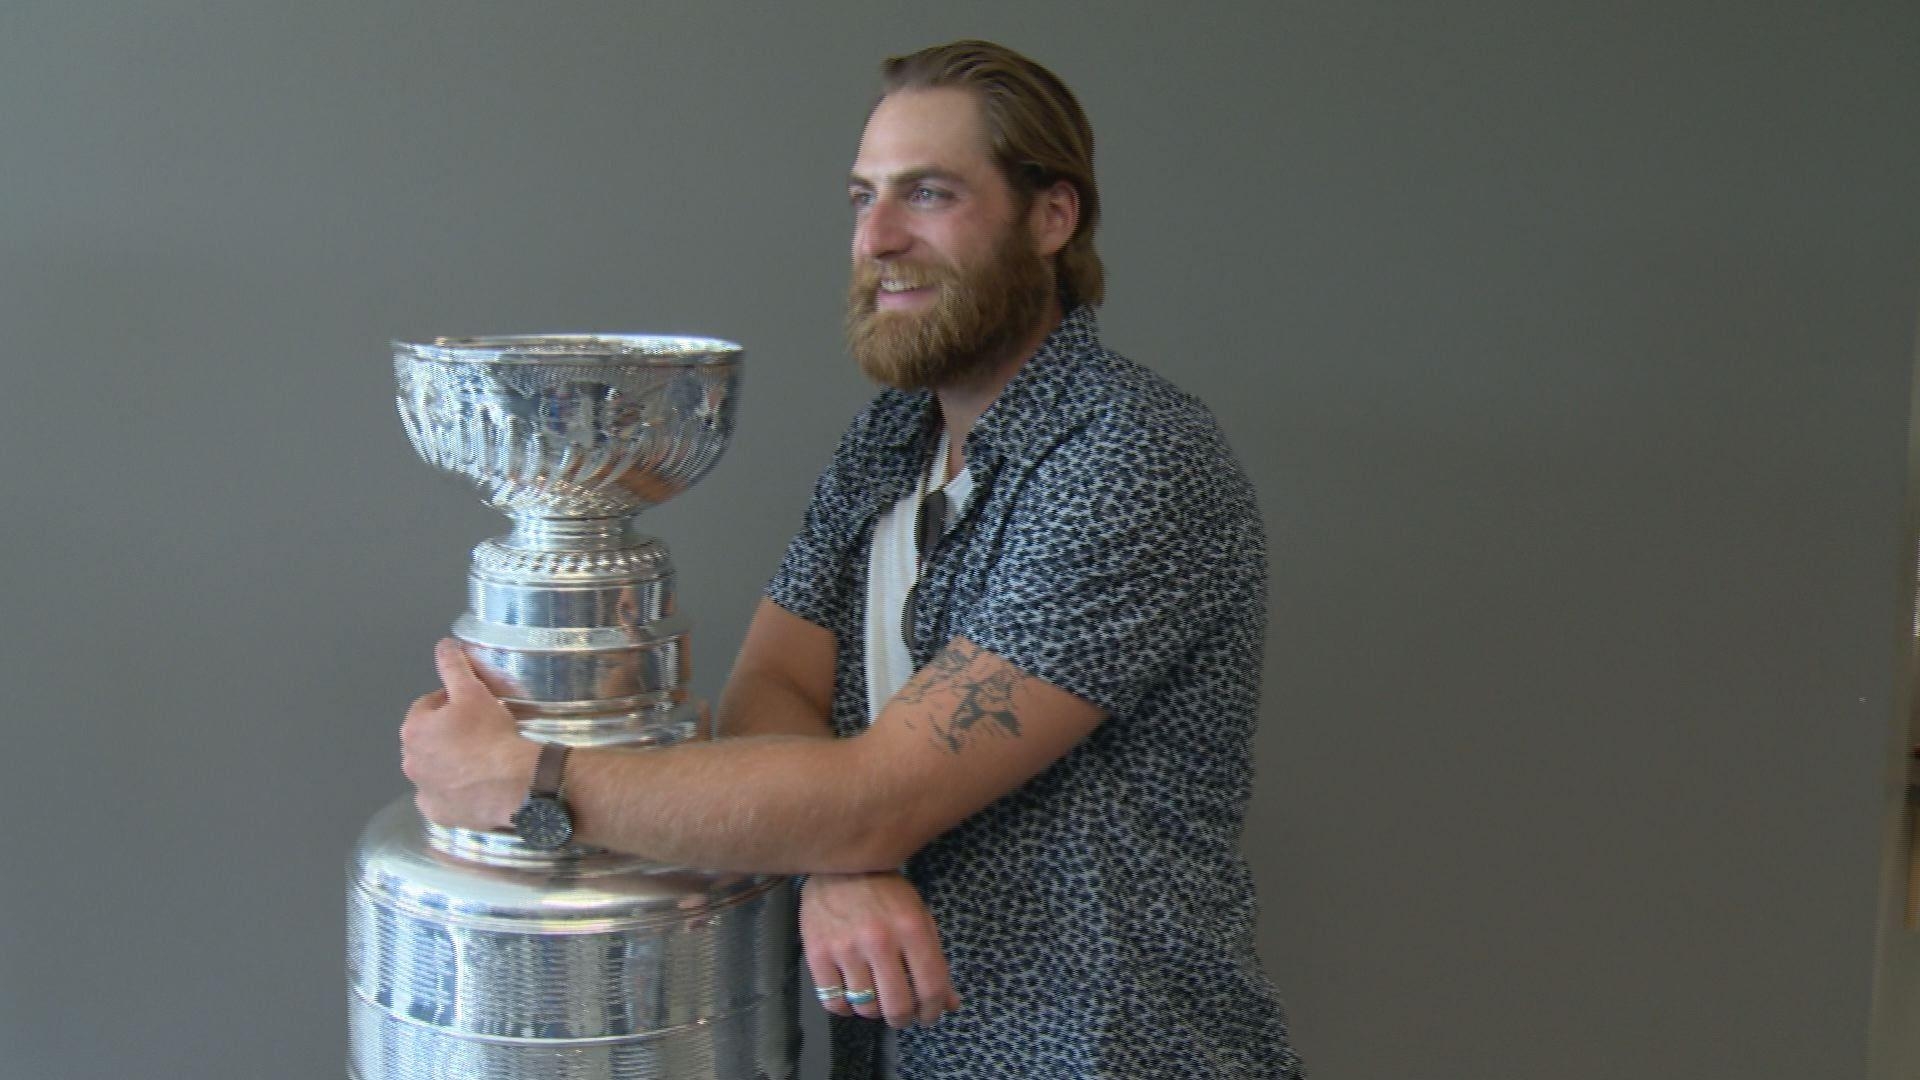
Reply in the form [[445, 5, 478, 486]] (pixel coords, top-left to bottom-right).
[[4, 3, 1917, 1078]]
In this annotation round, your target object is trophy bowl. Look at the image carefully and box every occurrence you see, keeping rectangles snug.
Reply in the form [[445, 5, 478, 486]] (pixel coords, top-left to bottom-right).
[[394, 334, 742, 519]]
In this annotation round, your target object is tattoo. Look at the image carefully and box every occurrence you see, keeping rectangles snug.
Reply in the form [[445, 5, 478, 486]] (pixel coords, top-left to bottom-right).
[[899, 641, 1028, 754]]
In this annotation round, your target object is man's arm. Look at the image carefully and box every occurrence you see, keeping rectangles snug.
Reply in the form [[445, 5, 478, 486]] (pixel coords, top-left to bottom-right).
[[802, 869, 961, 1027], [402, 631, 1104, 875], [713, 598, 837, 740], [715, 601, 960, 1026]]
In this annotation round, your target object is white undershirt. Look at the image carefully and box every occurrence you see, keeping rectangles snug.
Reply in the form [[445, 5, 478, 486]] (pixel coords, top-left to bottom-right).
[[862, 433, 972, 1079], [864, 432, 974, 722]]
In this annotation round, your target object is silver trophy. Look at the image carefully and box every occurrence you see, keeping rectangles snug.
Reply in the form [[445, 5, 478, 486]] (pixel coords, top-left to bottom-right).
[[348, 335, 797, 1079]]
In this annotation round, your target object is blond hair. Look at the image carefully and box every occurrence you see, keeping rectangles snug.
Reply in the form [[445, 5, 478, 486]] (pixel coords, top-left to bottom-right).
[[881, 40, 1105, 308]]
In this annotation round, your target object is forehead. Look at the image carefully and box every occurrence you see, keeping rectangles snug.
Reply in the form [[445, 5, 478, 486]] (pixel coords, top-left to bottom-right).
[[851, 87, 996, 182]]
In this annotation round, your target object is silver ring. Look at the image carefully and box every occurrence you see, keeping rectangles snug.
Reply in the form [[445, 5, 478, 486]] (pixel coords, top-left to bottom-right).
[[843, 989, 878, 1007], [814, 986, 846, 1003]]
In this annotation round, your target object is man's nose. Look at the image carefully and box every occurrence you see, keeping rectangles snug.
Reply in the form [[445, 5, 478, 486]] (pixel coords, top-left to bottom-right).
[[854, 197, 911, 261]]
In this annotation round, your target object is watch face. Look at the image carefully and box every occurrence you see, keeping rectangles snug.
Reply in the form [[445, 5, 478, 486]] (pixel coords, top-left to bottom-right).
[[511, 796, 573, 850]]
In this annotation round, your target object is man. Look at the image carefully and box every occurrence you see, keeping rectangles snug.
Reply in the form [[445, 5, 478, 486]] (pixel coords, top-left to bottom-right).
[[402, 39, 1305, 1079]]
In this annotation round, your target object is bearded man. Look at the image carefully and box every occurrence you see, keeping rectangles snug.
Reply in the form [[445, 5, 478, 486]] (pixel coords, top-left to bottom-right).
[[401, 39, 1304, 1079]]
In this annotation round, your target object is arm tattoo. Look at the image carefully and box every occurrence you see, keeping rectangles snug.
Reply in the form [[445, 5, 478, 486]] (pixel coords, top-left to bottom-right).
[[898, 642, 1030, 754]]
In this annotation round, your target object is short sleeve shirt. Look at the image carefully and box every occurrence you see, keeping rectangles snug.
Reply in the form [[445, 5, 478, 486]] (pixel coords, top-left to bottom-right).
[[767, 308, 1305, 1080]]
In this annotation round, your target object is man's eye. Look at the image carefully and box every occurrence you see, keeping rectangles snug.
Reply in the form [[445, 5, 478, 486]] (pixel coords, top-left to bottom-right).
[[849, 190, 874, 210], [910, 186, 950, 205]]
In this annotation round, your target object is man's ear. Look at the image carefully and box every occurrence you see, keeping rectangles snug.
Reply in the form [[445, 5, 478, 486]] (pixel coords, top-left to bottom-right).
[[1029, 179, 1079, 259]]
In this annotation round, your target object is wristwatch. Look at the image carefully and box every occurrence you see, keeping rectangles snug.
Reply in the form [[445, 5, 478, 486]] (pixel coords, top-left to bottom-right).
[[510, 742, 574, 850]]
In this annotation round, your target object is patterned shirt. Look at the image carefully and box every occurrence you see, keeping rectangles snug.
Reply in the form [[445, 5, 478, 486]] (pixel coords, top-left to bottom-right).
[[767, 307, 1305, 1079]]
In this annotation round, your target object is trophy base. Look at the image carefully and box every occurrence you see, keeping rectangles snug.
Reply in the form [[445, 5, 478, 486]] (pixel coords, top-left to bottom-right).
[[348, 799, 797, 1080]]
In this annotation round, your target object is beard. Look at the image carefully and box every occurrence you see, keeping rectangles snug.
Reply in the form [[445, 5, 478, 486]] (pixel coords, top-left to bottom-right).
[[844, 221, 1053, 392]]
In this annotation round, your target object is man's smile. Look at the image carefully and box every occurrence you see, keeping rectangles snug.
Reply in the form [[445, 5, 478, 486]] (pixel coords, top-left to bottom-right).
[[875, 279, 939, 310]]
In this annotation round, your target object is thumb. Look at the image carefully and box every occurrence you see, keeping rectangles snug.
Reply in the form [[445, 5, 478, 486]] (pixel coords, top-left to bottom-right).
[[434, 638, 492, 700]]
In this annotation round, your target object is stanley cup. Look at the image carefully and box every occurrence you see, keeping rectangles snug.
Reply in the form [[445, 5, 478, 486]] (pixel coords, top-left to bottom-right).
[[348, 335, 797, 1079]]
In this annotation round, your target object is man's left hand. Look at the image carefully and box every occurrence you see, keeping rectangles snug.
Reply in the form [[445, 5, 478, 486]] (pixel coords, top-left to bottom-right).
[[400, 638, 537, 831], [801, 871, 961, 1028]]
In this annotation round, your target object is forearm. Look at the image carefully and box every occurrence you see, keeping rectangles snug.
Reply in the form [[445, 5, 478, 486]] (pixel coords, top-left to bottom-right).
[[407, 624, 1089, 878], [715, 668, 835, 740], [712, 597, 837, 741], [566, 732, 905, 874]]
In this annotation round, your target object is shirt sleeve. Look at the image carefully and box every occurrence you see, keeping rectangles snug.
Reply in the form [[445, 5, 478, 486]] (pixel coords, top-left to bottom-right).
[[958, 408, 1266, 719], [764, 434, 864, 634]]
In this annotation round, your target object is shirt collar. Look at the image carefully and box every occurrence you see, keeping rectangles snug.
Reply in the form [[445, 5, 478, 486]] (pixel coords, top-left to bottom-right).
[[963, 305, 1102, 475], [842, 305, 1105, 505]]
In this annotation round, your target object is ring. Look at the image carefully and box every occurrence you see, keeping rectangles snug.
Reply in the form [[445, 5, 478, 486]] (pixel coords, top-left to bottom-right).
[[813, 986, 846, 1002], [843, 989, 878, 1007]]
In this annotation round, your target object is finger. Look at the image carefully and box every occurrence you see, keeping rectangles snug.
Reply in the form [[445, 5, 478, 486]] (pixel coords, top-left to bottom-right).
[[811, 981, 852, 1016], [439, 638, 523, 701], [468, 658, 521, 700], [433, 638, 492, 701], [898, 924, 960, 1024], [837, 957, 881, 1021], [864, 947, 919, 1029], [405, 690, 448, 723], [802, 942, 853, 1017]]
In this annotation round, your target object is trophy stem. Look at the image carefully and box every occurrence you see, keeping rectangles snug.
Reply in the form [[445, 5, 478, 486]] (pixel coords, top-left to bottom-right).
[[508, 513, 645, 552]]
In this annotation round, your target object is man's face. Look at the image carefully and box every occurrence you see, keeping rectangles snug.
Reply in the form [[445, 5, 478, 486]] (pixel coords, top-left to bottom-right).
[[845, 87, 1052, 391]]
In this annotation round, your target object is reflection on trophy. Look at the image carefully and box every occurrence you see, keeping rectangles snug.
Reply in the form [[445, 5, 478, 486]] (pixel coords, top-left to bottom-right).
[[348, 335, 796, 1079]]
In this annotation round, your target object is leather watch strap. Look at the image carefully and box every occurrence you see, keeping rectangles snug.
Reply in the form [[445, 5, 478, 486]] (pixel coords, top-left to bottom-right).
[[529, 742, 570, 799]]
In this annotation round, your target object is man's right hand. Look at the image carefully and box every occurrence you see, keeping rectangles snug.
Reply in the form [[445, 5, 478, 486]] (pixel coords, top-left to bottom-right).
[[801, 871, 961, 1028]]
